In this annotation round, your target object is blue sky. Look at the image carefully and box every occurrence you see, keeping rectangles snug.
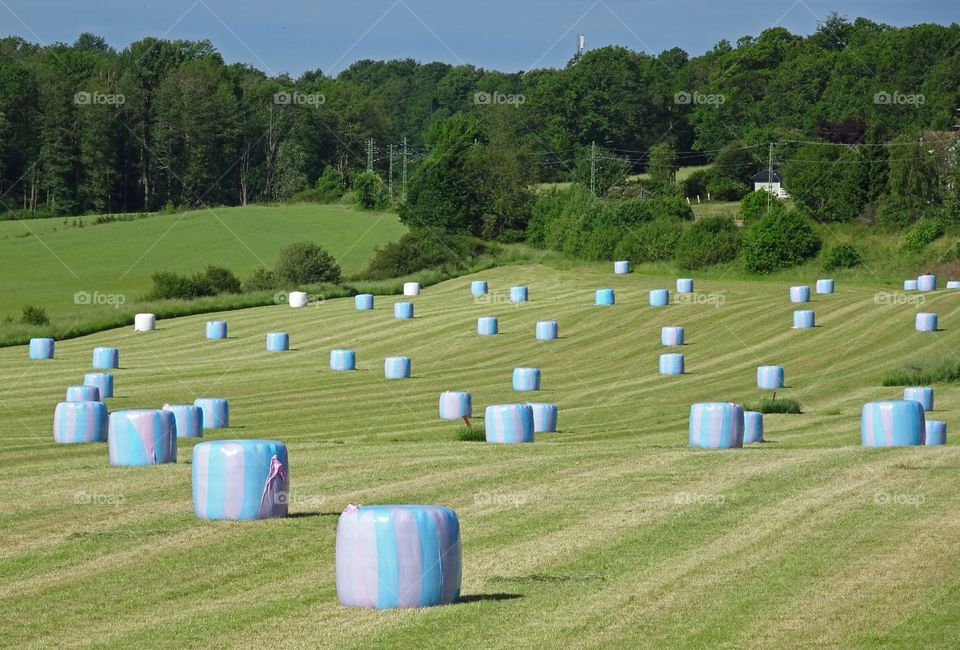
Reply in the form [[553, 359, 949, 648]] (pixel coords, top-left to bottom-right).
[[1, 1, 956, 76]]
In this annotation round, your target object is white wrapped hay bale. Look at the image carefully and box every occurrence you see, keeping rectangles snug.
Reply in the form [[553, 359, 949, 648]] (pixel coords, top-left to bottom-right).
[[108, 409, 177, 466], [438, 391, 472, 420], [266, 332, 289, 352], [384, 356, 411, 379], [355, 294, 374, 310], [661, 326, 684, 346], [595, 288, 615, 305], [471, 280, 488, 296], [477, 316, 498, 336], [29, 338, 54, 360], [925, 420, 946, 445], [510, 286, 528, 302], [743, 411, 764, 443], [659, 353, 685, 375], [535, 320, 558, 340], [649, 289, 669, 307], [614, 260, 631, 275], [918, 274, 936, 291], [53, 401, 107, 444], [403, 282, 421, 296], [66, 385, 100, 402], [757, 366, 784, 390], [676, 278, 694, 294], [288, 291, 308, 308], [194, 397, 229, 429], [83, 372, 114, 398], [527, 403, 558, 433], [861, 400, 925, 446], [947, 281, 960, 289], [134, 313, 156, 332], [330, 349, 356, 371], [915, 313, 937, 332], [816, 279, 834, 294], [904, 280, 919, 291], [394, 302, 414, 320], [193, 439, 288, 520], [92, 346, 119, 369], [689, 402, 745, 449], [162, 403, 203, 438], [793, 310, 815, 329], [789, 286, 810, 303], [485, 404, 535, 443], [206, 321, 227, 339], [512, 367, 541, 391], [903, 386, 934, 412]]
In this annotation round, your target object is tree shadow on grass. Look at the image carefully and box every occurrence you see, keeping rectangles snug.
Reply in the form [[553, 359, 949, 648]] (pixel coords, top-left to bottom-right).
[[457, 593, 523, 604], [287, 511, 341, 519]]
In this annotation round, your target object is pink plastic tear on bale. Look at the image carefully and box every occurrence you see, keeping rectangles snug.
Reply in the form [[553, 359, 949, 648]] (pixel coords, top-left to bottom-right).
[[661, 326, 684, 346], [29, 338, 54, 359], [925, 420, 946, 445], [83, 372, 113, 398], [689, 402, 745, 449], [743, 411, 764, 443], [192, 439, 288, 520], [108, 409, 177, 466], [54, 401, 107, 443], [439, 392, 472, 420], [915, 313, 937, 332], [66, 385, 100, 402]]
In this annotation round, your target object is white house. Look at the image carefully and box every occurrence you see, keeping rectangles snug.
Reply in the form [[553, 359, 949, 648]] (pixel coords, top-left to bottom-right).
[[752, 170, 789, 198]]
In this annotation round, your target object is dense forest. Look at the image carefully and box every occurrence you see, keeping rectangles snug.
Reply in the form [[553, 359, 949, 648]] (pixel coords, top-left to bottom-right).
[[0, 14, 958, 225]]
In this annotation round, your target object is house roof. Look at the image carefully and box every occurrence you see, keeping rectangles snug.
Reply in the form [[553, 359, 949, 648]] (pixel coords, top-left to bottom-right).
[[752, 170, 783, 183]]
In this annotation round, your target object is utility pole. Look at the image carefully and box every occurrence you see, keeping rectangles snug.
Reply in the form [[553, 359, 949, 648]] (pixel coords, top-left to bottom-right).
[[767, 142, 774, 214], [590, 141, 597, 195], [401, 137, 408, 203], [367, 139, 374, 172], [388, 144, 394, 197]]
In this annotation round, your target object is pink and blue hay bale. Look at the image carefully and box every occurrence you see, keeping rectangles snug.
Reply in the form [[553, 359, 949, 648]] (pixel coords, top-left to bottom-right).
[[659, 353, 685, 376], [477, 316, 498, 336], [162, 404, 203, 438], [904, 279, 919, 291], [861, 400, 925, 447], [918, 274, 937, 292], [527, 402, 558, 433], [29, 338, 54, 360], [206, 320, 227, 339], [439, 391, 472, 420], [194, 398, 229, 429], [266, 332, 290, 352], [108, 409, 177, 466], [53, 401, 107, 444], [384, 356, 411, 379], [743, 411, 764, 443], [535, 320, 558, 340], [676, 278, 694, 294], [903, 386, 934, 412], [83, 372, 113, 399], [403, 282, 421, 297], [789, 285, 810, 303], [192, 439, 289, 520], [689, 402, 745, 449], [92, 346, 119, 369], [471, 280, 488, 296], [394, 301, 415, 320], [614, 260, 631, 275], [925, 420, 947, 445], [485, 404, 535, 443], [355, 293, 374, 310], [509, 286, 528, 303], [661, 326, 685, 346], [335, 504, 461, 609], [66, 385, 100, 402], [512, 367, 541, 392], [948, 281, 960, 289], [793, 310, 815, 329], [816, 279, 835, 294], [595, 288, 615, 305], [915, 313, 937, 332], [757, 366, 785, 390], [331, 349, 357, 371], [649, 289, 670, 307]]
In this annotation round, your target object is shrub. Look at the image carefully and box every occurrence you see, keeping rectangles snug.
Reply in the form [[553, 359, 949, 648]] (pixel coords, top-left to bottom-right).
[[243, 267, 278, 292], [275, 241, 342, 285], [204, 266, 241, 294], [751, 397, 801, 414], [739, 190, 774, 225], [456, 425, 485, 442], [901, 217, 944, 253], [682, 169, 710, 199], [148, 271, 214, 300], [647, 196, 694, 221], [352, 170, 389, 210], [614, 217, 683, 264], [822, 243, 862, 270], [20, 304, 49, 326], [706, 176, 749, 201], [674, 216, 741, 270], [364, 230, 499, 279], [742, 209, 822, 273], [527, 188, 571, 247]]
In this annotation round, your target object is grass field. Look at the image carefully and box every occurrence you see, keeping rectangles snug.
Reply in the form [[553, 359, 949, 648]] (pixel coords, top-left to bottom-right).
[[2, 264, 960, 648]]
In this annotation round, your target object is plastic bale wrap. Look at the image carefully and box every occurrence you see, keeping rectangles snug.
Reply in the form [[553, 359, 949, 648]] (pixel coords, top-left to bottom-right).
[[206, 321, 227, 340], [816, 279, 834, 294], [924, 420, 946, 446], [384, 356, 411, 379], [29, 338, 54, 360], [92, 346, 119, 369], [509, 286, 528, 303], [743, 411, 764, 443], [134, 313, 156, 332], [336, 504, 461, 608], [83, 372, 114, 399], [789, 286, 810, 303], [288, 291, 308, 308], [649, 289, 670, 307], [394, 302, 415, 320], [915, 313, 937, 332], [266, 332, 290, 352], [192, 439, 288, 520], [903, 386, 934, 412], [614, 260, 631, 275], [757, 366, 785, 390], [948, 281, 960, 289], [194, 398, 229, 429], [659, 353, 685, 376], [439, 392, 472, 420], [355, 294, 374, 311], [676, 278, 694, 294], [485, 404, 535, 443], [595, 288, 615, 306], [53, 401, 107, 443], [918, 274, 937, 291], [861, 400, 925, 447], [535, 321, 558, 341], [108, 409, 177, 466], [661, 327, 685, 346], [330, 349, 356, 371], [793, 310, 815, 329], [66, 385, 100, 402], [162, 404, 203, 438], [477, 316, 499, 336], [689, 402, 745, 449], [471, 280, 488, 296], [527, 403, 558, 433], [512, 367, 541, 392], [904, 280, 919, 291], [403, 282, 421, 297]]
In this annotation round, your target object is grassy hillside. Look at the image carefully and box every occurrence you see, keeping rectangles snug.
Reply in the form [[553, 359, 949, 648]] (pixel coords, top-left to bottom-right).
[[1, 264, 959, 647]]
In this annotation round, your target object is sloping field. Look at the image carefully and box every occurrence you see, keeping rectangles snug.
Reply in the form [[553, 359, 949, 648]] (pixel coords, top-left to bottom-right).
[[1, 265, 958, 648]]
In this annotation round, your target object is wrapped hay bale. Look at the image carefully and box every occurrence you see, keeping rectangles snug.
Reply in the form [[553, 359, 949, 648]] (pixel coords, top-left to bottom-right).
[[595, 288, 615, 305], [384, 356, 411, 379], [861, 400, 925, 446], [355, 294, 374, 310], [206, 321, 227, 340], [649, 289, 669, 307], [477, 316, 498, 336], [661, 326, 684, 346], [816, 279, 834, 294], [947, 281, 960, 289], [527, 402, 558, 433], [743, 411, 764, 443], [793, 310, 815, 329], [439, 392, 472, 420], [904, 280, 919, 291], [471, 280, 488, 296], [512, 367, 541, 392], [53, 401, 107, 444], [394, 302, 414, 320], [676, 278, 694, 294], [903, 386, 934, 412], [485, 404, 535, 443], [918, 274, 937, 291], [336, 504, 461, 608], [92, 346, 119, 369], [29, 338, 54, 360], [108, 409, 177, 465], [509, 286, 528, 302], [789, 286, 810, 303], [161, 403, 203, 438], [689, 402, 745, 449], [288, 291, 308, 308], [66, 385, 100, 402], [134, 313, 156, 332], [614, 260, 631, 275], [915, 313, 937, 332], [757, 366, 785, 390], [193, 398, 229, 429], [535, 320, 558, 340], [925, 420, 946, 445], [83, 372, 114, 398], [192, 439, 289, 520], [403, 282, 421, 296], [330, 349, 356, 371], [266, 332, 289, 352], [659, 353, 685, 375]]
